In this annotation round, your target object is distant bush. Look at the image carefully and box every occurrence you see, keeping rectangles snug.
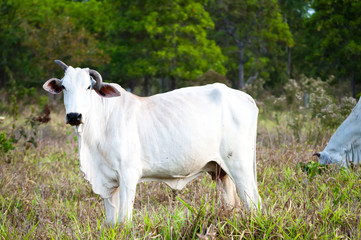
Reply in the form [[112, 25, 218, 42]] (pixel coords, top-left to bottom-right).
[[0, 78, 49, 119], [312, 96, 356, 129], [244, 76, 357, 144], [273, 75, 356, 129], [243, 78, 266, 101], [194, 70, 231, 87]]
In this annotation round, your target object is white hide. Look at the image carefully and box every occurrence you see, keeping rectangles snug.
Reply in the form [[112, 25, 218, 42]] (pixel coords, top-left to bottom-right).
[[317, 98, 361, 167], [45, 66, 261, 225]]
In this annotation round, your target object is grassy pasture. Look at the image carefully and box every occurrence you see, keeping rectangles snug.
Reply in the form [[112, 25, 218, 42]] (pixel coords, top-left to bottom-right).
[[1, 105, 361, 239]]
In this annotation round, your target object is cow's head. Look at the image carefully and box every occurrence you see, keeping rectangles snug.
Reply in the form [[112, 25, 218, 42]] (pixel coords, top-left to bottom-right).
[[43, 60, 120, 130], [313, 151, 341, 165], [314, 141, 361, 168], [313, 98, 361, 167]]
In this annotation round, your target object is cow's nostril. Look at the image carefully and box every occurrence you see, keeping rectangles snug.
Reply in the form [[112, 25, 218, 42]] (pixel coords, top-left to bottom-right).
[[66, 113, 82, 125]]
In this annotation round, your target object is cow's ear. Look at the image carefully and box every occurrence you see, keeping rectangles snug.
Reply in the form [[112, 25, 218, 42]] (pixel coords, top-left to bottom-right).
[[95, 83, 121, 98], [43, 78, 63, 94]]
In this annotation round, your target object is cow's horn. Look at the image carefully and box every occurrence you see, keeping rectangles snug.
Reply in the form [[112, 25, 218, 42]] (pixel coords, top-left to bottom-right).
[[55, 60, 68, 71], [313, 152, 320, 157], [89, 69, 103, 90]]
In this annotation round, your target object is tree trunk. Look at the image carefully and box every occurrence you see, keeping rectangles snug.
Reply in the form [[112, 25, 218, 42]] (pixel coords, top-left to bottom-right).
[[351, 69, 356, 98], [128, 80, 136, 93], [0, 68, 5, 89], [161, 78, 169, 93], [143, 76, 149, 96], [170, 76, 177, 90], [238, 48, 245, 89], [287, 46, 292, 77]]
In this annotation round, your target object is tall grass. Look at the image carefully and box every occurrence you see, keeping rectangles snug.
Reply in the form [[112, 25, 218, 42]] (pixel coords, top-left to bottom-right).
[[1, 101, 361, 239]]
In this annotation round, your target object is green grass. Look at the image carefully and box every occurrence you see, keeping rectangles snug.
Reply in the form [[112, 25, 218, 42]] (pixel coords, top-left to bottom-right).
[[1, 108, 361, 239]]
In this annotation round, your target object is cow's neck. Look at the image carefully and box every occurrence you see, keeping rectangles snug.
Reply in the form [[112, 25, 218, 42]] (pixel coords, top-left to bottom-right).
[[75, 89, 141, 155], [78, 92, 117, 148]]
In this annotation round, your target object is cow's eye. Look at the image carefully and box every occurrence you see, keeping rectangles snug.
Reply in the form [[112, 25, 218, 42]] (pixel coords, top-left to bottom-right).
[[62, 85, 66, 90], [87, 85, 91, 90]]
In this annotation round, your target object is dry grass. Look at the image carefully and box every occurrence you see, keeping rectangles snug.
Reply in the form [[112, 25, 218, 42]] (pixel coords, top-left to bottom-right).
[[1, 106, 361, 239]]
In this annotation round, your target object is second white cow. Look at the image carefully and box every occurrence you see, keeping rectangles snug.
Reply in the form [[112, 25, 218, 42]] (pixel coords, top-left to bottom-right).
[[314, 98, 361, 167], [43, 60, 261, 225]]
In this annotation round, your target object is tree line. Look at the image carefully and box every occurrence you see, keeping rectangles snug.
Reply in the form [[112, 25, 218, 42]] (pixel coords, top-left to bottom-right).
[[0, 0, 360, 97]]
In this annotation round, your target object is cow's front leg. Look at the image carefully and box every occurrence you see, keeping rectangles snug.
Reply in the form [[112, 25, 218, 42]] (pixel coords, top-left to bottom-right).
[[104, 170, 139, 226]]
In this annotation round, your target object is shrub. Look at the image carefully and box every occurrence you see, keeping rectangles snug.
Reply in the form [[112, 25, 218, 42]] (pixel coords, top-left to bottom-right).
[[0, 77, 49, 119], [273, 75, 356, 129], [310, 95, 356, 129], [245, 75, 357, 144], [0, 131, 14, 154], [243, 78, 266, 101]]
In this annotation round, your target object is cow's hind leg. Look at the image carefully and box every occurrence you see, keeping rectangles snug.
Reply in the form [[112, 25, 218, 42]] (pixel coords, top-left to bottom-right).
[[216, 174, 241, 208], [226, 161, 261, 211], [210, 164, 240, 208], [222, 123, 262, 211]]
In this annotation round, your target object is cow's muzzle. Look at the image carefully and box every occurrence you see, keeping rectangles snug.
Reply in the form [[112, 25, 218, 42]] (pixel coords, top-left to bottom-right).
[[66, 113, 82, 126], [313, 152, 320, 158]]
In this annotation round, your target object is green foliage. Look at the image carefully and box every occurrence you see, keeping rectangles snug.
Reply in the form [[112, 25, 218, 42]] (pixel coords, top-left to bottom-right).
[[0, 0, 109, 90], [0, 132, 14, 153], [1, 0, 360, 97], [107, 0, 226, 93], [278, 0, 311, 77], [296, 161, 328, 178], [0, 77, 47, 120], [306, 0, 361, 96], [208, 0, 293, 88]]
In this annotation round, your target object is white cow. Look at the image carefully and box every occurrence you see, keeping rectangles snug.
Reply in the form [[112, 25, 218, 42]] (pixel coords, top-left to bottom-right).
[[43, 60, 261, 225], [314, 98, 361, 167]]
